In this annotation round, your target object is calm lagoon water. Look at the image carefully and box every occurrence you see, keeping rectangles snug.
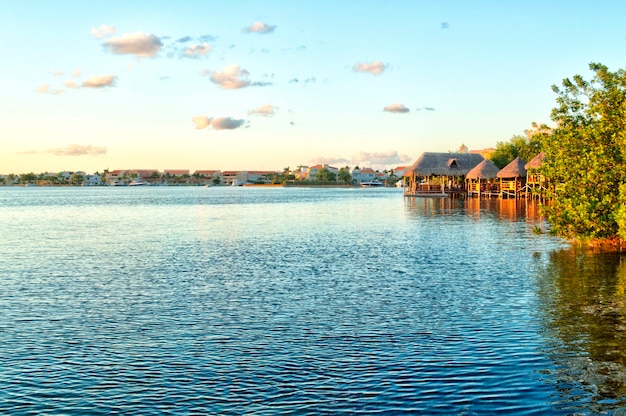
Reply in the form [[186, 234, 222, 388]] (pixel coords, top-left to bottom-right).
[[1, 186, 626, 414]]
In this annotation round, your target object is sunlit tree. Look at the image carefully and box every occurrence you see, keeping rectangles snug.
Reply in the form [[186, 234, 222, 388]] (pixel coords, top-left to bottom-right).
[[540, 63, 626, 240]]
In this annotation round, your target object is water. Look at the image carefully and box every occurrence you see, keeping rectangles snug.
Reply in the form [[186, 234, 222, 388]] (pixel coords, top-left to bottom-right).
[[1, 186, 625, 414]]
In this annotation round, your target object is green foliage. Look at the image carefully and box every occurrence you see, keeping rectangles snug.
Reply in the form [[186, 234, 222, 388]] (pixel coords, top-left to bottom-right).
[[490, 135, 542, 168], [540, 63, 626, 240], [315, 167, 337, 182], [337, 166, 352, 183]]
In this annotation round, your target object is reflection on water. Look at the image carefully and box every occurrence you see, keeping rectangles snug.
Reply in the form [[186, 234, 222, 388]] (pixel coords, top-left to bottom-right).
[[405, 197, 545, 224], [537, 248, 626, 411]]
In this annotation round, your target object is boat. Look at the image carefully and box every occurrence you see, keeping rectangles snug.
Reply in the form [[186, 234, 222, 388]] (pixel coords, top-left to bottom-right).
[[360, 180, 385, 187], [231, 180, 243, 186], [129, 180, 148, 186]]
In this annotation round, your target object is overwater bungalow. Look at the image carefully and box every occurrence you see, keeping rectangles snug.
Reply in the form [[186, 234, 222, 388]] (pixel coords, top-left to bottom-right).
[[465, 159, 501, 197], [497, 157, 527, 198], [524, 152, 546, 198], [403, 152, 485, 197]]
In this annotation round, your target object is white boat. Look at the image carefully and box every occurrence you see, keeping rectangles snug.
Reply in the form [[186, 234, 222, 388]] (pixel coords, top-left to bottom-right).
[[231, 180, 243, 186], [360, 180, 385, 187], [129, 180, 148, 186]]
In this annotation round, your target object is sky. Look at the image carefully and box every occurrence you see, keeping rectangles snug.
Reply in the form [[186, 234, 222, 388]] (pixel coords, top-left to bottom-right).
[[2, 0, 626, 174]]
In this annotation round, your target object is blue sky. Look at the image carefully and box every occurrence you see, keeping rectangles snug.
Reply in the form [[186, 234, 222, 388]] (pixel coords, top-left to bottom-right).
[[2, 0, 626, 174]]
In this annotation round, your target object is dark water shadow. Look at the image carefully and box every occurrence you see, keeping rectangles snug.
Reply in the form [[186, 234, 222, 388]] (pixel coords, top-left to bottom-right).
[[536, 248, 626, 412]]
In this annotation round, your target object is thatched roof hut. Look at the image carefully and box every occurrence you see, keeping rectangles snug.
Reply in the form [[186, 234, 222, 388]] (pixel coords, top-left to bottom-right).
[[404, 152, 485, 177], [497, 157, 527, 178], [524, 152, 545, 170], [466, 159, 500, 179]]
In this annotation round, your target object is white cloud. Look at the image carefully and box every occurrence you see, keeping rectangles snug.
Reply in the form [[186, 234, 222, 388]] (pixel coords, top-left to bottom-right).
[[209, 64, 250, 89], [65, 80, 78, 89], [72, 69, 82, 78], [192, 116, 212, 129], [244, 21, 276, 34], [211, 117, 246, 130], [248, 104, 277, 116], [192, 116, 246, 130], [52, 69, 63, 76], [103, 33, 162, 57], [36, 84, 50, 94], [353, 60, 386, 75], [91, 24, 116, 39], [352, 151, 412, 166], [311, 157, 351, 166], [82, 75, 117, 88], [384, 103, 410, 113], [50, 144, 107, 156], [184, 43, 211, 58]]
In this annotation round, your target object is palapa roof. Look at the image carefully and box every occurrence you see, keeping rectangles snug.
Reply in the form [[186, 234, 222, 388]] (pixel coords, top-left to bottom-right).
[[524, 152, 545, 170], [404, 152, 485, 177], [466, 159, 500, 179], [497, 157, 527, 178]]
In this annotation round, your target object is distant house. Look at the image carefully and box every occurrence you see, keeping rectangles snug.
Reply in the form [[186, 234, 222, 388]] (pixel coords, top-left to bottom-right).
[[525, 153, 546, 197], [351, 167, 376, 184], [221, 171, 247, 185], [307, 164, 338, 181], [193, 170, 221, 185], [83, 173, 103, 186], [163, 169, 190, 185], [248, 170, 278, 183], [403, 152, 485, 196]]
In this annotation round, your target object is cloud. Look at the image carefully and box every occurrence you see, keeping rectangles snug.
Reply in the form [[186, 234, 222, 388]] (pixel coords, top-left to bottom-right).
[[212, 117, 246, 130], [248, 104, 277, 116], [65, 80, 78, 89], [82, 75, 117, 88], [244, 21, 277, 34], [353, 60, 386, 75], [192, 116, 247, 130], [71, 69, 82, 78], [36, 84, 50, 94], [441, 22, 450, 29], [50, 144, 107, 156], [416, 106, 436, 111], [208, 64, 250, 89], [21, 144, 107, 156], [91, 24, 116, 39], [352, 151, 412, 165], [103, 33, 162, 57], [384, 103, 410, 113], [177, 36, 192, 43], [52, 70, 63, 76], [184, 42, 211, 58], [311, 157, 351, 166]]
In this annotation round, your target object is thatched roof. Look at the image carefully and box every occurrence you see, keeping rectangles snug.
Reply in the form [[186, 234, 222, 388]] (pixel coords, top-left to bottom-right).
[[466, 159, 500, 179], [404, 152, 485, 177], [497, 157, 527, 178], [524, 152, 545, 170]]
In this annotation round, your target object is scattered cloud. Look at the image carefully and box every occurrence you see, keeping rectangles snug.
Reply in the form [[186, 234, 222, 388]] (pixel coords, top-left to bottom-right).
[[352, 151, 412, 166], [71, 69, 82, 78], [103, 32, 162, 57], [208, 64, 251, 89], [82, 75, 117, 88], [212, 117, 246, 130], [192, 116, 247, 130], [64, 80, 78, 89], [21, 144, 107, 156], [384, 103, 410, 113], [441, 22, 450, 29], [353, 60, 386, 75], [184, 42, 211, 58], [289, 77, 316, 84], [416, 106, 436, 111], [51, 144, 107, 156], [244, 21, 277, 34], [311, 157, 351, 166], [192, 116, 211, 129], [52, 70, 64, 76], [91, 24, 116, 39], [248, 104, 278, 116], [36, 84, 50, 94], [177, 36, 192, 43]]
